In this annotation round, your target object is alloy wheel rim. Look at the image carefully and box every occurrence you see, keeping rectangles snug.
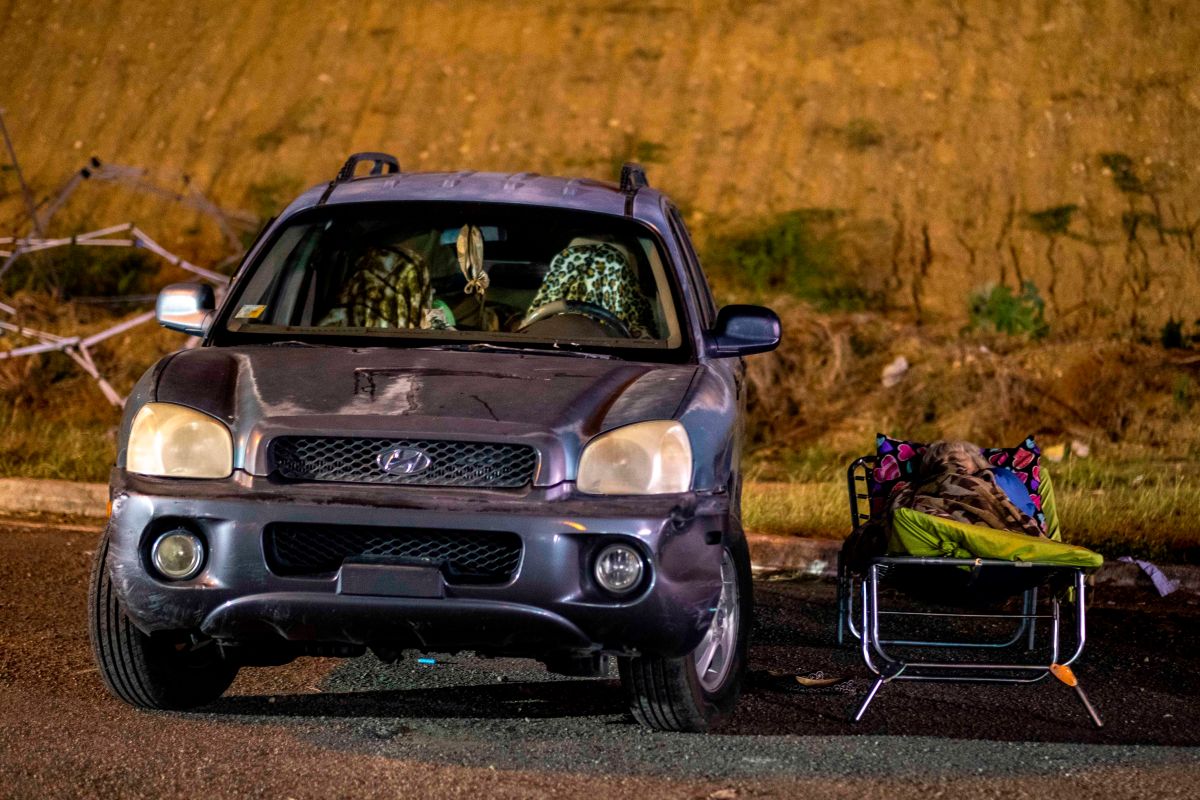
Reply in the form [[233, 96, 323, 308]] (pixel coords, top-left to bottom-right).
[[693, 549, 739, 693]]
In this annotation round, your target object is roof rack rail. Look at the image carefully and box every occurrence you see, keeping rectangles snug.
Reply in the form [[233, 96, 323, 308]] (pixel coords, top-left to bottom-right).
[[619, 162, 649, 193], [619, 162, 648, 215], [334, 152, 401, 183], [318, 152, 402, 205]]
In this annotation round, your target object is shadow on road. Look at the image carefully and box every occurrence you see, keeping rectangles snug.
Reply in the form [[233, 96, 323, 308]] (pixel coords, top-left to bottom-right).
[[192, 581, 1200, 751], [210, 678, 627, 720]]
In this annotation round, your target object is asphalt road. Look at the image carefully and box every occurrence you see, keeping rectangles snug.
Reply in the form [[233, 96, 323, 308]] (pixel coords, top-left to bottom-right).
[[2, 516, 1198, 799]]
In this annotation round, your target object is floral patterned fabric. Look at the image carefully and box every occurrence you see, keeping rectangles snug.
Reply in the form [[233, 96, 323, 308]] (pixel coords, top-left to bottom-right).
[[867, 434, 1046, 533]]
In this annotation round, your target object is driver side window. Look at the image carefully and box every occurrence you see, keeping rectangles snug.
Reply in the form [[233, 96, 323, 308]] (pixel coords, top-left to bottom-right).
[[668, 207, 717, 328]]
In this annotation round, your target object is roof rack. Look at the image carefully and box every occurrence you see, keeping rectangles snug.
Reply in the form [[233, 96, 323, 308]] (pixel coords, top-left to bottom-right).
[[619, 162, 649, 193], [619, 162, 648, 215], [318, 152, 401, 205], [334, 152, 401, 183]]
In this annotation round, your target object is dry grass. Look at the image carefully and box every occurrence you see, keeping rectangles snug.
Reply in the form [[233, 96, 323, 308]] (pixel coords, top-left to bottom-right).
[[0, 290, 187, 482], [744, 467, 1200, 564], [743, 481, 847, 541], [740, 299, 1200, 467], [0, 407, 115, 482]]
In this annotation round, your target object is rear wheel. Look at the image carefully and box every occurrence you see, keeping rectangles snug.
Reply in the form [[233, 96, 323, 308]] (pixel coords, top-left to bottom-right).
[[618, 538, 751, 732], [88, 534, 238, 710]]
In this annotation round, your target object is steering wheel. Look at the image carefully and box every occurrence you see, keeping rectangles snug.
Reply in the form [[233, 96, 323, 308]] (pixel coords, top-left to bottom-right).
[[519, 299, 633, 339]]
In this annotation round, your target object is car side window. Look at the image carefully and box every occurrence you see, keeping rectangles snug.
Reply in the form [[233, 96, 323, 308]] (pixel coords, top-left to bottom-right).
[[667, 207, 717, 328]]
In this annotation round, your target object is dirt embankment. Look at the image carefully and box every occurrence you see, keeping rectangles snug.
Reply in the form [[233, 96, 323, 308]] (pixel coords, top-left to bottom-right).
[[2, 0, 1199, 328]]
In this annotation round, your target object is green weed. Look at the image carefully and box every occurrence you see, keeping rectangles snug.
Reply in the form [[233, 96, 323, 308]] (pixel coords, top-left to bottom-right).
[[967, 281, 1049, 337], [704, 209, 883, 310]]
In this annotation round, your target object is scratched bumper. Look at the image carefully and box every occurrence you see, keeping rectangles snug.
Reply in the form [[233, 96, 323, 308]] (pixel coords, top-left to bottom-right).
[[103, 469, 730, 658]]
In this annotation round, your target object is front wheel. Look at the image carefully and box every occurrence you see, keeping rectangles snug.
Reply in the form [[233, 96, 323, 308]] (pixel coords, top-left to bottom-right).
[[618, 539, 752, 732], [88, 534, 238, 710]]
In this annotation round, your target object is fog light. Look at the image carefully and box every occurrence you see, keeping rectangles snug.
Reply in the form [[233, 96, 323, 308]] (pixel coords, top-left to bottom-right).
[[594, 543, 644, 594], [151, 530, 204, 580]]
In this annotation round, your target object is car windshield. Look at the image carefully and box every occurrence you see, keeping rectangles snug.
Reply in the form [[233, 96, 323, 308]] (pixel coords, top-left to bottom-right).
[[220, 202, 684, 351]]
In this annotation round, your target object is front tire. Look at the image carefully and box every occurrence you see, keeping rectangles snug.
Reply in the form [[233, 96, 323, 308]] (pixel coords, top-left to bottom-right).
[[88, 534, 238, 710], [618, 538, 752, 732]]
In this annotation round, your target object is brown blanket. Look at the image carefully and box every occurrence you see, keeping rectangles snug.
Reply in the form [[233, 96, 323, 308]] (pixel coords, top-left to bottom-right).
[[889, 440, 1044, 537]]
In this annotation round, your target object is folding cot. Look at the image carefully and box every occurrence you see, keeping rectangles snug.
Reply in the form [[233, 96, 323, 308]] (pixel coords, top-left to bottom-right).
[[835, 452, 1105, 728]]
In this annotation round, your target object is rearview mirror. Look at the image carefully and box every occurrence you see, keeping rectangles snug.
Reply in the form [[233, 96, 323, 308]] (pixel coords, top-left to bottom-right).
[[708, 305, 781, 357], [156, 283, 215, 337]]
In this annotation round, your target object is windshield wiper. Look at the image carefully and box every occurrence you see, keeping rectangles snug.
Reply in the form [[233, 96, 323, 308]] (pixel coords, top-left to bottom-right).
[[420, 342, 616, 359]]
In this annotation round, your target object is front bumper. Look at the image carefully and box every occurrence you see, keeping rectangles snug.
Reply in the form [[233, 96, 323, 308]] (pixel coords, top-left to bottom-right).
[[104, 470, 732, 659]]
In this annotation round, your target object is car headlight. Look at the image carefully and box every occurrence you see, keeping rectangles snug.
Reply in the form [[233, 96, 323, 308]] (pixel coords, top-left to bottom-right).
[[127, 402, 233, 479], [577, 420, 692, 495]]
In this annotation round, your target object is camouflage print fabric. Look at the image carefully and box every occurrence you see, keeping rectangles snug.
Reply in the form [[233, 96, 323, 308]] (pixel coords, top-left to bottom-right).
[[319, 245, 432, 329], [527, 242, 654, 338], [889, 440, 1045, 538]]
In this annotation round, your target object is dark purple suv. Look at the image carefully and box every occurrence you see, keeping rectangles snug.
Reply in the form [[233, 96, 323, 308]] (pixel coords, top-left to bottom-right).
[[88, 154, 780, 732]]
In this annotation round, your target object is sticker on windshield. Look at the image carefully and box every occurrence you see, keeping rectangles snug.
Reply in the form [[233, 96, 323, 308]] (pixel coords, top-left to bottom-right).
[[236, 304, 267, 320]]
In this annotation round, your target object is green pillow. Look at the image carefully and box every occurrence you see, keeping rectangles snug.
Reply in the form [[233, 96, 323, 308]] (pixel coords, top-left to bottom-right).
[[889, 507, 1101, 568]]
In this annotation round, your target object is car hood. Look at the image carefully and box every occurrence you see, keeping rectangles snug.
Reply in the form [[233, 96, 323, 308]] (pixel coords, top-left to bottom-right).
[[152, 345, 699, 483]]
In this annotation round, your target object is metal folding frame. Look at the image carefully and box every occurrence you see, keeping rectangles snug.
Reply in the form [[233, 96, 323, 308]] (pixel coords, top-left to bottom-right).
[[0, 222, 229, 284], [0, 223, 228, 407], [1, 115, 248, 405], [836, 455, 1104, 728]]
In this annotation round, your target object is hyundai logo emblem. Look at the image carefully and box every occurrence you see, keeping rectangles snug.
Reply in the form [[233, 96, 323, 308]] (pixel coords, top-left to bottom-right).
[[376, 447, 432, 475]]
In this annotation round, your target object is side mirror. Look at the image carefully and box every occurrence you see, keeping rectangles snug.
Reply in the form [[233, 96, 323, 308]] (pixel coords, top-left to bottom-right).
[[708, 304, 781, 357], [156, 283, 215, 337]]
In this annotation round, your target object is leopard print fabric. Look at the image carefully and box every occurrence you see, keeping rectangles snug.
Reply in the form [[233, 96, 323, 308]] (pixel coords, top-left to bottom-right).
[[527, 243, 654, 338], [318, 245, 432, 329]]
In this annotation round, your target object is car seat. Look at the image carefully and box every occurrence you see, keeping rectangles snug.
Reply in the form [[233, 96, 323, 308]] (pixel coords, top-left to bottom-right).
[[524, 238, 654, 338], [318, 244, 433, 329]]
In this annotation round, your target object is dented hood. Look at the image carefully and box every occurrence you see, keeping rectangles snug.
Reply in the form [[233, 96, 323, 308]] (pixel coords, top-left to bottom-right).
[[152, 345, 698, 482]]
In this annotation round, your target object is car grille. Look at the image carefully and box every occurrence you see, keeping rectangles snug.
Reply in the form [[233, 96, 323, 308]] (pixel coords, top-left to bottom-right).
[[270, 436, 538, 488], [264, 523, 523, 583]]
